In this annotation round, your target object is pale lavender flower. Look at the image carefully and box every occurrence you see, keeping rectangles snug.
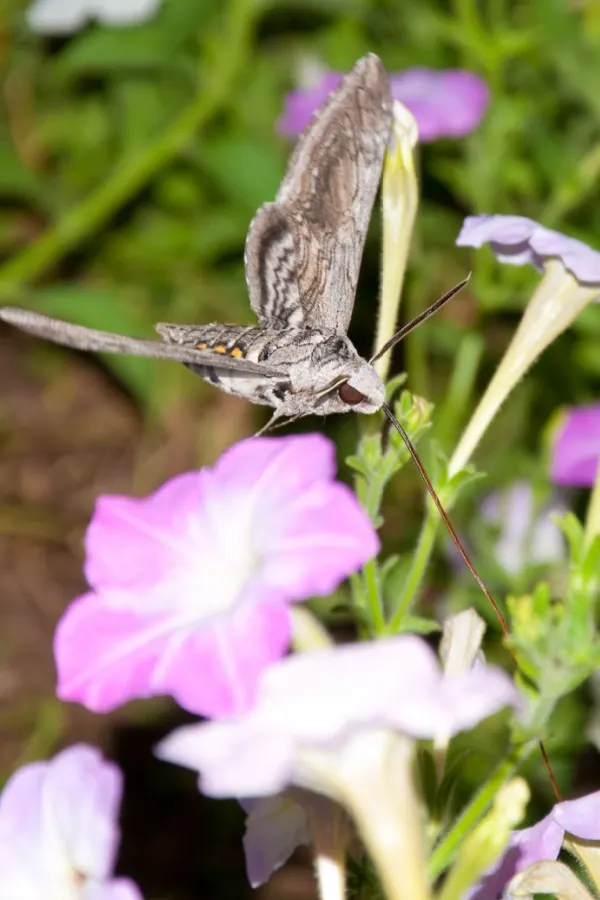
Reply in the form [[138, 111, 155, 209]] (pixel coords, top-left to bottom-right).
[[550, 403, 600, 487], [470, 789, 600, 900], [450, 217, 600, 475], [480, 481, 566, 574], [278, 72, 343, 136], [156, 636, 518, 798], [457, 215, 600, 284], [0, 744, 142, 900], [241, 796, 311, 888], [278, 66, 489, 142], [55, 435, 378, 719], [27, 0, 163, 33]]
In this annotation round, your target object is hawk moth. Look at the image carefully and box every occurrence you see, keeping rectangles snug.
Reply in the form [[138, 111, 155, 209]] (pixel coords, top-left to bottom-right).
[[0, 54, 392, 426], [0, 54, 500, 627]]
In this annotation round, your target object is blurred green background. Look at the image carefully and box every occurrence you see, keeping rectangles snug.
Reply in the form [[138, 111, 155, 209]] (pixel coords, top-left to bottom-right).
[[2, 0, 600, 897]]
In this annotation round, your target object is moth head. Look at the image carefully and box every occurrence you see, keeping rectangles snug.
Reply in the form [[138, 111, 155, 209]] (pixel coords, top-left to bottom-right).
[[291, 335, 385, 414], [336, 360, 385, 413]]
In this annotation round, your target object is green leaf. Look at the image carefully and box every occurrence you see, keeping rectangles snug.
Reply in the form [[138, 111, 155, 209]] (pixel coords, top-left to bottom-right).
[[345, 454, 371, 477], [56, 0, 218, 76], [0, 134, 48, 207], [195, 132, 286, 212], [399, 615, 441, 635]]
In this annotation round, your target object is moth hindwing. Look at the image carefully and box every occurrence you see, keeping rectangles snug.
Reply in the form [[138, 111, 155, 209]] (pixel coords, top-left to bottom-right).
[[0, 54, 393, 424]]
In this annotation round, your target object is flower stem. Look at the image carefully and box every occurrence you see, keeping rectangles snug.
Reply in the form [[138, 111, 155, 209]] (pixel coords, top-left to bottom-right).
[[386, 510, 438, 633], [448, 264, 598, 477], [584, 458, 600, 548], [338, 733, 431, 900], [373, 104, 419, 380], [364, 559, 386, 635], [307, 804, 351, 900], [428, 742, 535, 882], [0, 0, 256, 296], [291, 607, 334, 652]]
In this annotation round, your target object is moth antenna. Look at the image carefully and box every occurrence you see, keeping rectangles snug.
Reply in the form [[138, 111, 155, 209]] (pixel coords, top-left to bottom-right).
[[370, 275, 470, 365], [382, 401, 562, 800], [381, 401, 508, 633]]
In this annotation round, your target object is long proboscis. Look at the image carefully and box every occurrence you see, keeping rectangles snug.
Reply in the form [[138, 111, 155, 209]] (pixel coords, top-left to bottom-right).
[[370, 276, 471, 365], [382, 402, 562, 799], [0, 307, 287, 377], [382, 402, 508, 633]]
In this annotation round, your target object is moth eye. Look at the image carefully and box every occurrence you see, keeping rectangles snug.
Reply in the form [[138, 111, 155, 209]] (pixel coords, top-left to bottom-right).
[[338, 382, 366, 406]]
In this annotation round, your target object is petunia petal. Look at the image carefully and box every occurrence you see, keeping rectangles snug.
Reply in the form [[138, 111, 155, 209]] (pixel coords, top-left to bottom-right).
[[27, 0, 89, 32], [27, 0, 163, 33], [468, 814, 564, 900], [43, 745, 122, 880], [157, 636, 518, 798], [55, 590, 291, 716], [481, 481, 566, 573], [553, 790, 600, 840], [550, 403, 600, 487], [58, 435, 378, 718], [277, 72, 343, 135], [260, 482, 379, 599], [390, 68, 489, 141], [242, 795, 311, 887], [89, 0, 162, 25], [212, 434, 336, 508], [84, 472, 205, 592], [457, 215, 600, 284], [278, 65, 488, 141], [0, 746, 137, 899]]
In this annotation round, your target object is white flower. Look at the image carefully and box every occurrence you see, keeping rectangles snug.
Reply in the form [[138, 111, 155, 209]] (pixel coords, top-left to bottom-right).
[[27, 0, 163, 34]]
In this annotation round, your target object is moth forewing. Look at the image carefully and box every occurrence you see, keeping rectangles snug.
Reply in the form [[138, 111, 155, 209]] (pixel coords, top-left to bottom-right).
[[249, 53, 392, 335], [0, 307, 287, 377]]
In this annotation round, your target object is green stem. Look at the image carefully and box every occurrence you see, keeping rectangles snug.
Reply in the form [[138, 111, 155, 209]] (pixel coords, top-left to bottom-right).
[[435, 332, 484, 450], [386, 511, 438, 633], [428, 742, 535, 882], [364, 558, 386, 635], [584, 457, 600, 548], [0, 0, 255, 295], [405, 289, 430, 399]]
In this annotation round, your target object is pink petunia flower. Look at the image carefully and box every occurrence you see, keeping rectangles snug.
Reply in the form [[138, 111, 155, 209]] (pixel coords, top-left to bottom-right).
[[278, 66, 489, 142], [469, 789, 600, 900], [0, 744, 142, 900], [55, 435, 379, 718], [156, 635, 518, 798], [550, 403, 600, 487]]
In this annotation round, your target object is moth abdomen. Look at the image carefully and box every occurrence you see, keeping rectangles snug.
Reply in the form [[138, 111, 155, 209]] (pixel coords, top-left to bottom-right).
[[156, 322, 264, 360]]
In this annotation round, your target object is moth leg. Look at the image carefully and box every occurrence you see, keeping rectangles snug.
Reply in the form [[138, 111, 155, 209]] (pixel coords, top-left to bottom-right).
[[254, 408, 301, 437]]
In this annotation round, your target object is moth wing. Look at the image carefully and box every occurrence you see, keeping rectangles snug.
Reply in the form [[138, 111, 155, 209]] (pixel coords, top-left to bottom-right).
[[244, 202, 304, 329], [0, 307, 287, 377], [244, 54, 392, 334], [277, 53, 392, 333]]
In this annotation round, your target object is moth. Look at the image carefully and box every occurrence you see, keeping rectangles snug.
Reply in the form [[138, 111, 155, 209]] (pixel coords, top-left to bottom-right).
[[0, 54, 414, 430], [0, 52, 500, 626]]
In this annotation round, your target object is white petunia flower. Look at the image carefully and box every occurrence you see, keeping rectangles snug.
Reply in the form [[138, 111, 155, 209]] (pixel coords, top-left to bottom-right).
[[27, 0, 164, 35]]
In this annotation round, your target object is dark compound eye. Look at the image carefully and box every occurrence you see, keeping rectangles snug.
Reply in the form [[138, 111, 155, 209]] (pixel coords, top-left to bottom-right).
[[338, 382, 366, 406]]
